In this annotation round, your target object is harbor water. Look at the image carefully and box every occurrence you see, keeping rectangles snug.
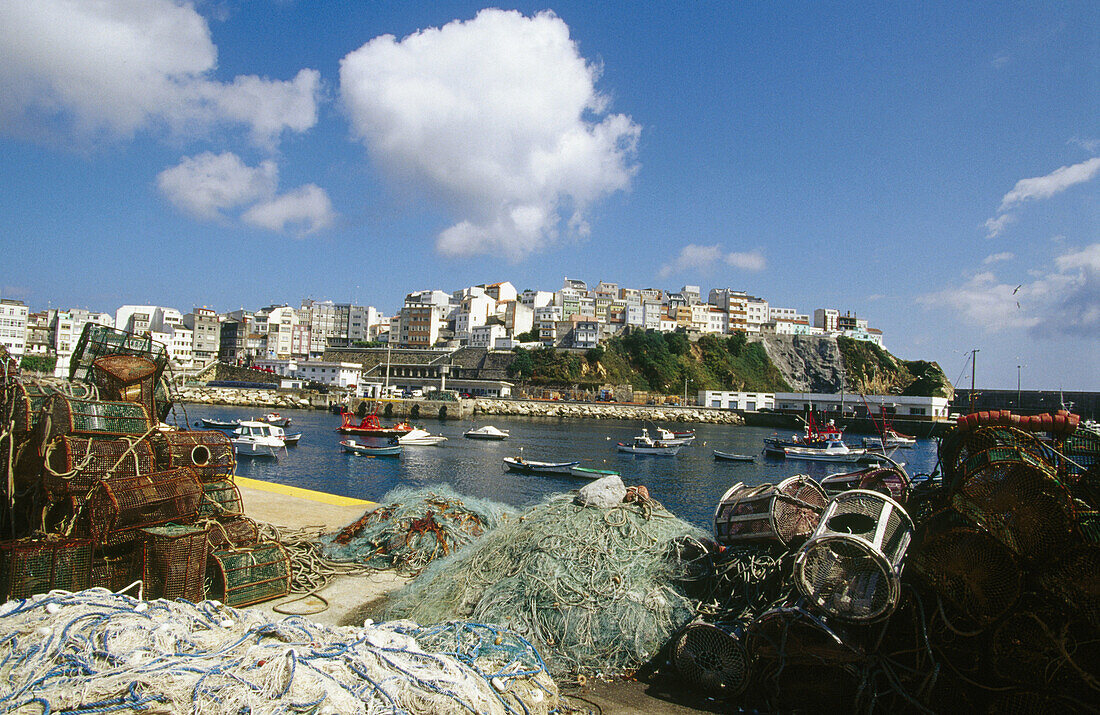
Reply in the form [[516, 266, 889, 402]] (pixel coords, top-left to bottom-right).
[[182, 404, 941, 529]]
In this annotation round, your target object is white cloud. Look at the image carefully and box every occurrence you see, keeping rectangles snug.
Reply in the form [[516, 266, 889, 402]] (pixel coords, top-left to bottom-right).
[[984, 213, 1016, 238], [982, 251, 1015, 265], [157, 152, 277, 219], [339, 9, 639, 260], [0, 0, 319, 147], [158, 152, 335, 235], [242, 185, 335, 236], [919, 242, 1100, 339], [659, 244, 766, 278], [998, 157, 1100, 211]]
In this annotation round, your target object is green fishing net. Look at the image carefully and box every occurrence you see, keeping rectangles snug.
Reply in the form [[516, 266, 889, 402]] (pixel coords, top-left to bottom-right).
[[383, 492, 710, 677]]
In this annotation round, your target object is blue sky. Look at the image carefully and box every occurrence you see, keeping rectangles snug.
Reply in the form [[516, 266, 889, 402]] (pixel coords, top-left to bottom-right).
[[1, 1, 1097, 390]]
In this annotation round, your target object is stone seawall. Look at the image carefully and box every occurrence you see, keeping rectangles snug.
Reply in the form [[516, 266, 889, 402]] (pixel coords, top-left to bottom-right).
[[471, 399, 744, 425], [177, 386, 328, 410]]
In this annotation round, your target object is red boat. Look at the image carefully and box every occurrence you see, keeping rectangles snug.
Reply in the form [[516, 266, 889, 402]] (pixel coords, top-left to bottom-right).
[[337, 412, 413, 437]]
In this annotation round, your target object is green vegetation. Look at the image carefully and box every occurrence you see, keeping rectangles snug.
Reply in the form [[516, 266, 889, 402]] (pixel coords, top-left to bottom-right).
[[514, 328, 540, 343], [507, 346, 597, 387], [19, 354, 56, 373], [837, 336, 953, 398]]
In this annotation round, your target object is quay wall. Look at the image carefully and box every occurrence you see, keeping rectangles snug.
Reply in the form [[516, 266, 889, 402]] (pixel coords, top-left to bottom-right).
[[470, 398, 745, 425]]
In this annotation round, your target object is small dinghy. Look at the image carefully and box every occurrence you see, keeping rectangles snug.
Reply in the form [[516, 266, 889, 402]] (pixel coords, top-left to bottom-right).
[[341, 439, 401, 457], [713, 450, 755, 462]]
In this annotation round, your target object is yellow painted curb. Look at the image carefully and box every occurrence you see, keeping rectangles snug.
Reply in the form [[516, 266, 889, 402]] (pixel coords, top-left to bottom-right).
[[235, 476, 374, 507]]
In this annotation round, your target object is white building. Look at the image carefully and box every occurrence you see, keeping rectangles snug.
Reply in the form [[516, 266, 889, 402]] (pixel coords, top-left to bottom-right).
[[151, 328, 194, 369], [51, 308, 114, 377], [700, 391, 775, 411], [0, 299, 28, 358], [772, 392, 950, 419], [470, 323, 508, 349], [256, 306, 299, 358], [705, 307, 729, 334], [814, 308, 840, 332], [255, 359, 363, 390], [115, 305, 183, 334]]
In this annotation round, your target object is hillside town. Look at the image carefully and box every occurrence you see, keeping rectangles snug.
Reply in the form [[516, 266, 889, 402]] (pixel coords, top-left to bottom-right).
[[1, 277, 881, 379]]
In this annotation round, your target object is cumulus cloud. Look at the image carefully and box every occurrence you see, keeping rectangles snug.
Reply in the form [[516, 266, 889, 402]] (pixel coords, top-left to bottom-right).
[[157, 152, 278, 219], [984, 213, 1016, 238], [243, 185, 335, 236], [0, 0, 320, 147], [982, 251, 1015, 265], [659, 244, 766, 278], [919, 242, 1100, 339], [339, 8, 639, 260], [999, 157, 1100, 211], [157, 152, 335, 235]]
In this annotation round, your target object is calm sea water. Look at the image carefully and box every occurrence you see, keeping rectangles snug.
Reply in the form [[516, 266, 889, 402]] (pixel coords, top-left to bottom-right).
[[175, 404, 941, 529]]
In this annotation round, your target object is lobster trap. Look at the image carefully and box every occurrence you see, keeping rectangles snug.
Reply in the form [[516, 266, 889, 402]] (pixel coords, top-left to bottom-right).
[[151, 431, 235, 482], [1037, 544, 1100, 631], [91, 355, 159, 419], [141, 524, 209, 602], [197, 480, 244, 519], [68, 323, 167, 384], [0, 536, 93, 601], [672, 622, 750, 698], [952, 448, 1080, 563], [910, 525, 1022, 629], [205, 516, 260, 551], [42, 435, 156, 499], [713, 477, 827, 547], [820, 465, 910, 502], [5, 381, 55, 437], [940, 425, 1050, 487], [41, 394, 153, 443], [84, 468, 203, 541], [794, 490, 914, 622], [206, 541, 291, 607], [89, 544, 143, 593]]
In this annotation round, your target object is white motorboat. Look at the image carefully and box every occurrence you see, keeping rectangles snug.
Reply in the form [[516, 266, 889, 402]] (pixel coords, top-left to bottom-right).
[[231, 421, 286, 458], [649, 426, 696, 446], [863, 429, 917, 449], [464, 425, 510, 440], [257, 412, 292, 427], [783, 440, 872, 463], [617, 430, 682, 456], [503, 457, 580, 475], [398, 428, 448, 446]]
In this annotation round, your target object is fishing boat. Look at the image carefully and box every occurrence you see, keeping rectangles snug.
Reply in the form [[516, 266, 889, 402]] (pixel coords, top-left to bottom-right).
[[464, 425, 510, 440], [650, 426, 696, 446], [713, 450, 755, 462], [503, 457, 580, 475], [282, 431, 302, 446], [231, 421, 286, 458], [569, 466, 621, 479], [199, 418, 240, 430], [341, 439, 402, 456], [783, 441, 872, 463], [397, 428, 448, 446], [763, 413, 846, 456], [257, 412, 292, 427], [617, 430, 682, 456], [862, 429, 917, 449], [338, 412, 413, 437]]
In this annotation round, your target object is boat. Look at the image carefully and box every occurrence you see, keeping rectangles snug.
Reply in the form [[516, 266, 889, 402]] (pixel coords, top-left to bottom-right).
[[783, 440, 873, 463], [862, 429, 916, 449], [199, 418, 240, 430], [569, 466, 621, 479], [397, 428, 448, 446], [257, 412, 292, 427], [338, 412, 413, 437], [231, 421, 286, 458], [282, 432, 302, 446], [341, 439, 402, 456], [503, 457, 580, 475], [763, 413, 846, 456], [617, 430, 682, 455], [649, 426, 696, 446], [713, 450, 755, 462], [464, 425, 510, 440]]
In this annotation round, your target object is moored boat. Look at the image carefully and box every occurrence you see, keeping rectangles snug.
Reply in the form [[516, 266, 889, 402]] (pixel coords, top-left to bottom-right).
[[282, 431, 302, 446], [763, 413, 846, 456], [862, 429, 917, 449], [569, 466, 621, 479], [341, 439, 402, 456], [231, 421, 286, 458], [200, 418, 240, 430], [397, 428, 448, 446], [713, 450, 755, 462], [338, 412, 413, 437], [783, 442, 872, 463], [464, 425, 510, 440], [503, 457, 580, 475], [617, 430, 682, 455], [257, 412, 292, 427]]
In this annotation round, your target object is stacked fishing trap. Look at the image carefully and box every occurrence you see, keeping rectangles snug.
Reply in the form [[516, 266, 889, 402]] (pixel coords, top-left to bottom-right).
[[664, 410, 1100, 713], [0, 325, 289, 607]]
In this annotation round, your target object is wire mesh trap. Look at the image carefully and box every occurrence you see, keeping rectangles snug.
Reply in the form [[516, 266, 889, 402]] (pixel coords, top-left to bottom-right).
[[41, 435, 156, 499], [41, 394, 153, 443], [68, 323, 168, 384], [150, 430, 235, 482], [794, 489, 913, 622], [205, 516, 260, 551], [90, 354, 159, 418], [952, 447, 1081, 563], [671, 622, 750, 698], [84, 468, 203, 540], [0, 535, 92, 601], [1036, 543, 1100, 631], [207, 541, 292, 607], [197, 479, 244, 519], [713, 476, 828, 548], [820, 465, 911, 502], [141, 523, 209, 602]]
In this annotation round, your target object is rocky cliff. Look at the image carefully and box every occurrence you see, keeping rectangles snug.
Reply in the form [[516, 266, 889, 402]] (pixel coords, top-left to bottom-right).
[[749, 334, 847, 393]]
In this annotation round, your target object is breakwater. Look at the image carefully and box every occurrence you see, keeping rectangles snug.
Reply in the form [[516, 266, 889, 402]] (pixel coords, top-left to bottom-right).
[[176, 385, 326, 410], [471, 398, 744, 424]]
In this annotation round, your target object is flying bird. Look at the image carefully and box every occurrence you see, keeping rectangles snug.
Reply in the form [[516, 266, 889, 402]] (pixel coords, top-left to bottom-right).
[[1013, 284, 1021, 294]]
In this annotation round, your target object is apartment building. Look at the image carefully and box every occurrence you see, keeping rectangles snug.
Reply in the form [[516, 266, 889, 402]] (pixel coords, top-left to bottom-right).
[[0, 299, 28, 358]]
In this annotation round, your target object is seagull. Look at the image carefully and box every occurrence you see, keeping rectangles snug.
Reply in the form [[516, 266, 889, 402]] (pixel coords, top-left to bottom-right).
[[1013, 284, 1021, 294]]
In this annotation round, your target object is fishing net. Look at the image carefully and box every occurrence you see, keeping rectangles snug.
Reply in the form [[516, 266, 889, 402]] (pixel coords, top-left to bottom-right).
[[383, 491, 710, 676], [0, 589, 557, 715], [1062, 427, 1100, 508], [41, 394, 153, 442], [820, 465, 911, 502], [326, 485, 517, 576]]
